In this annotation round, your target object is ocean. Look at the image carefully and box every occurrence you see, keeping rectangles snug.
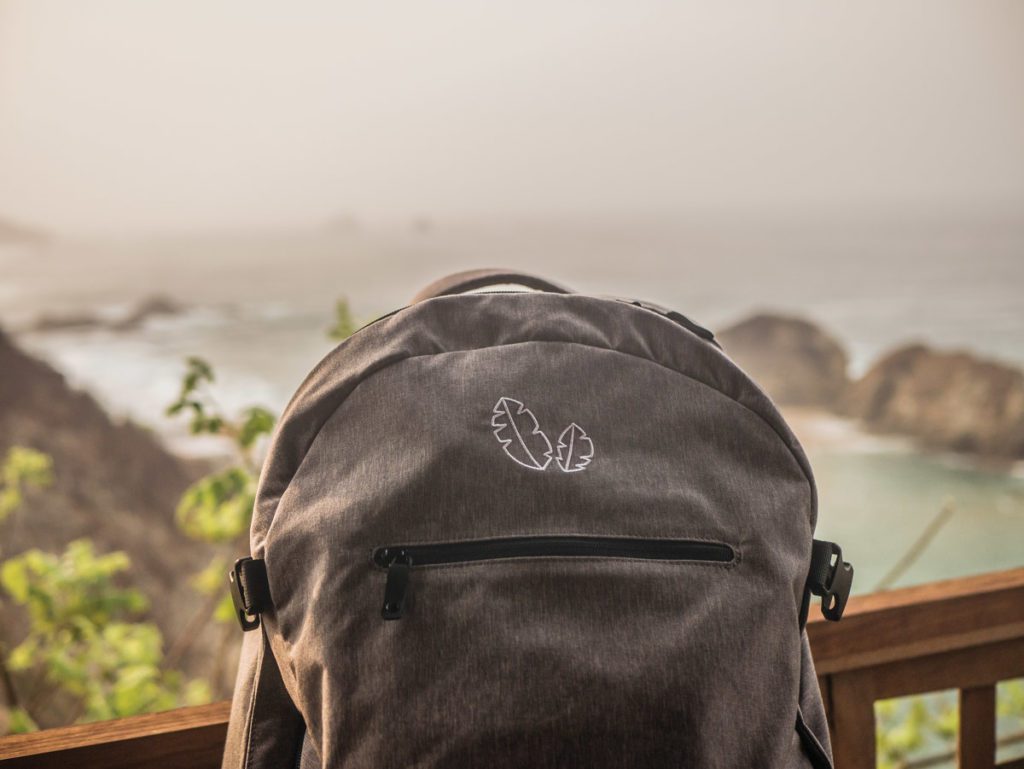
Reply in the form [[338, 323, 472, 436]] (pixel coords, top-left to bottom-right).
[[2, 215, 1022, 593]]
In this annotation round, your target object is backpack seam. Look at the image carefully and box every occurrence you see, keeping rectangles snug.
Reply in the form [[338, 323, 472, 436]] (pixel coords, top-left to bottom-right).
[[795, 707, 833, 769]]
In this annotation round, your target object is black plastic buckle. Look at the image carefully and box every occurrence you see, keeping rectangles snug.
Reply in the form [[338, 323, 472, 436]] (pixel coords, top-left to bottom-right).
[[229, 557, 261, 631], [815, 542, 854, 622]]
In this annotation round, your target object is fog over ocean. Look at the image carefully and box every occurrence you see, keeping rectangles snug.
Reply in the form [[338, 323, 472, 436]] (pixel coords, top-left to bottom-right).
[[2, 215, 1023, 591]]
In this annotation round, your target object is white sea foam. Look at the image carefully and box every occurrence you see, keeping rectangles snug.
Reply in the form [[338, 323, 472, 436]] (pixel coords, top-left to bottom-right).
[[781, 408, 913, 456]]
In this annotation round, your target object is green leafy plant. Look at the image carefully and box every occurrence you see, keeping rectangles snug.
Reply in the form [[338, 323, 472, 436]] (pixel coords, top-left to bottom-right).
[[327, 297, 358, 341], [0, 446, 54, 733], [163, 358, 275, 679], [875, 683, 1024, 768], [164, 302, 361, 685], [0, 447, 53, 524], [876, 694, 958, 768], [1, 541, 208, 730], [0, 449, 207, 734]]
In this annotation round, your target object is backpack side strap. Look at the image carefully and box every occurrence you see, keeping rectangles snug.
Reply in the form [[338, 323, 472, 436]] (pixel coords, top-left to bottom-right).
[[222, 626, 307, 769], [229, 557, 271, 631]]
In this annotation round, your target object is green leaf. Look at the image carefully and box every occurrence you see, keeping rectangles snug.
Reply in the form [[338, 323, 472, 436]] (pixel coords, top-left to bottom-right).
[[191, 557, 231, 596], [0, 537, 204, 730], [176, 357, 215, 399], [175, 467, 255, 543], [183, 678, 213, 707], [237, 407, 275, 450], [166, 358, 221, 433], [6, 708, 38, 734], [213, 592, 236, 624], [1, 558, 30, 602], [0, 447, 54, 522], [8, 641, 34, 671], [327, 297, 358, 341]]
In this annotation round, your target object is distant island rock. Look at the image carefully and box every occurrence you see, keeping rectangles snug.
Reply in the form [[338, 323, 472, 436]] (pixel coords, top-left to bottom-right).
[[717, 313, 850, 407], [109, 294, 183, 330], [717, 313, 1024, 460], [27, 294, 184, 334], [0, 215, 47, 244], [845, 344, 1024, 458], [24, 311, 105, 333]]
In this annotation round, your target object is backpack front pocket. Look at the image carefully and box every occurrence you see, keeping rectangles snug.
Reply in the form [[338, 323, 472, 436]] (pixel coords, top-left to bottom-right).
[[372, 535, 737, 620]]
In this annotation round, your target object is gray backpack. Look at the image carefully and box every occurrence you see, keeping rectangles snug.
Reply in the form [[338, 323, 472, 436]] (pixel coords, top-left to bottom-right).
[[222, 270, 853, 769]]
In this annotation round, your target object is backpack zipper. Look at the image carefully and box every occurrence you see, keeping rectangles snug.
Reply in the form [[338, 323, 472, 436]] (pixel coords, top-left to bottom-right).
[[373, 536, 735, 620]]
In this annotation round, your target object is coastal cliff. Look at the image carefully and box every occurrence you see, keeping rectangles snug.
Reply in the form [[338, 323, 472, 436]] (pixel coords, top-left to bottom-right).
[[719, 314, 1024, 460], [845, 344, 1024, 458], [0, 328, 213, 665], [717, 313, 849, 407]]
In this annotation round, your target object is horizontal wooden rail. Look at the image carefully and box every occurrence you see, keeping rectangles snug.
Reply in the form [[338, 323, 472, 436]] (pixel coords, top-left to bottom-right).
[[806, 566, 1024, 676], [0, 702, 229, 769], [1, 567, 1022, 768]]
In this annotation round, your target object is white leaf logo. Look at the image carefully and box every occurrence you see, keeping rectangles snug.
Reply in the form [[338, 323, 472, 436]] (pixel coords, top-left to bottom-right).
[[555, 422, 594, 473], [491, 397, 553, 470]]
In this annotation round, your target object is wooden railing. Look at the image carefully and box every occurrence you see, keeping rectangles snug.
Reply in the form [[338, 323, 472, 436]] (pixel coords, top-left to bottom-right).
[[1, 567, 1022, 768], [808, 567, 1024, 769]]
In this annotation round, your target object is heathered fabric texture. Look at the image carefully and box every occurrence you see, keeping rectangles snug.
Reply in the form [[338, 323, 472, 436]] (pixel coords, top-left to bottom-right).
[[223, 292, 833, 768], [222, 627, 305, 769]]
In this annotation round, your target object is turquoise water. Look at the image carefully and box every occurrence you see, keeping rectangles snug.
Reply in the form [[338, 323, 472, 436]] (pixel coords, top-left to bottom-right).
[[811, 445, 1024, 592]]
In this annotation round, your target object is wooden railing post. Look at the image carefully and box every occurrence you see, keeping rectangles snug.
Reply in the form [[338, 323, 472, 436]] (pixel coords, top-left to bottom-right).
[[958, 684, 996, 769], [829, 671, 877, 769]]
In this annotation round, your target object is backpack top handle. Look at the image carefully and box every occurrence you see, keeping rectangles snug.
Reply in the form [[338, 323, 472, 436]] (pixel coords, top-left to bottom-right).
[[412, 269, 572, 303]]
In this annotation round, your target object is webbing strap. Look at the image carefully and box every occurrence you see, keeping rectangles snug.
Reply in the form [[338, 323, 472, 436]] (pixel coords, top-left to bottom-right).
[[229, 557, 271, 631], [800, 540, 854, 625]]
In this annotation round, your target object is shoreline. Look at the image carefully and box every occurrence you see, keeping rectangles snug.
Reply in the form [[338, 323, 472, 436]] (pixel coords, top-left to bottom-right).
[[11, 317, 1024, 481]]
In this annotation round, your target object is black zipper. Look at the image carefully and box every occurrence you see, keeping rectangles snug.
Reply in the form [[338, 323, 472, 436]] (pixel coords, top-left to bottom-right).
[[373, 536, 735, 620]]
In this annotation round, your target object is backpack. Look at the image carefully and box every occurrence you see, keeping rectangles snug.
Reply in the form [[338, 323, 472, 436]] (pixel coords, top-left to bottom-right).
[[221, 269, 853, 769]]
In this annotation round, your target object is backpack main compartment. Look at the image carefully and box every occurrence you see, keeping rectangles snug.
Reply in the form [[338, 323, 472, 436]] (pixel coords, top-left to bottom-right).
[[223, 289, 836, 769]]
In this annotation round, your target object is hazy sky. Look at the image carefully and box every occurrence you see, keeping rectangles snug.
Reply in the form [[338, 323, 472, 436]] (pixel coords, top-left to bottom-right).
[[1, 1, 1023, 232]]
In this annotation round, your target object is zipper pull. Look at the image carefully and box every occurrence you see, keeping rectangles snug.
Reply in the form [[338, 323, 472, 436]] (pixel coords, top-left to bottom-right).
[[381, 550, 412, 620]]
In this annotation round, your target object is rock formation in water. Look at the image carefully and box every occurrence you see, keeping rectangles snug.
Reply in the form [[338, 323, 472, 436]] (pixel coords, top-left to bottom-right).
[[717, 314, 1024, 459], [717, 313, 850, 407], [845, 344, 1024, 458], [27, 294, 184, 333]]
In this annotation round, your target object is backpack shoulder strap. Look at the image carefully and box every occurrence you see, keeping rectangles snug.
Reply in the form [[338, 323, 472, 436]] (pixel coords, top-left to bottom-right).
[[411, 269, 571, 303], [222, 626, 306, 769]]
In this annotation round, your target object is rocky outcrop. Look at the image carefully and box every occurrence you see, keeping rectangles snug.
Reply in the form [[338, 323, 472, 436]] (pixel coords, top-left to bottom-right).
[[845, 344, 1024, 458], [718, 313, 850, 407], [27, 294, 183, 333], [0, 216, 46, 244], [718, 314, 1024, 459], [0, 328, 214, 678]]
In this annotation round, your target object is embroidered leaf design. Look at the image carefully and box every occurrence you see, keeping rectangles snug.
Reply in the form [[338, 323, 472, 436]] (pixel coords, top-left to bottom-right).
[[555, 423, 594, 473], [491, 397, 553, 470]]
